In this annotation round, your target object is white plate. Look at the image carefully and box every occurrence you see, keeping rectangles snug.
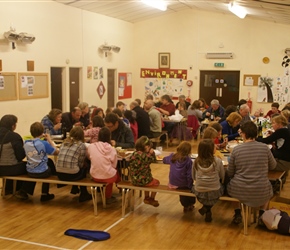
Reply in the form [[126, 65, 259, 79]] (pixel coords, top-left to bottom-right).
[[268, 144, 272, 149], [50, 135, 63, 139], [191, 154, 198, 159]]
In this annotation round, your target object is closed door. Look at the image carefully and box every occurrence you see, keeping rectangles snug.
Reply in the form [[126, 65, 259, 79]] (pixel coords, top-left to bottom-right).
[[50, 67, 63, 110], [107, 69, 116, 108], [199, 70, 240, 108], [69, 68, 80, 111]]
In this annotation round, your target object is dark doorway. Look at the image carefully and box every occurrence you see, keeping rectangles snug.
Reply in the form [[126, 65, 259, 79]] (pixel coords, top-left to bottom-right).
[[199, 70, 240, 108], [69, 67, 80, 111], [50, 67, 63, 110], [107, 69, 116, 108]]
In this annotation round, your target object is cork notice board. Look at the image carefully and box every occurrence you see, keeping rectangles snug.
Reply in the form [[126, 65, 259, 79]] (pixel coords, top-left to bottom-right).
[[0, 72, 18, 101], [18, 72, 49, 100]]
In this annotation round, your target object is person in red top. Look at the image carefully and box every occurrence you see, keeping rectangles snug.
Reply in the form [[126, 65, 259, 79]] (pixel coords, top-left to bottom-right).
[[264, 102, 281, 118], [158, 95, 176, 116]]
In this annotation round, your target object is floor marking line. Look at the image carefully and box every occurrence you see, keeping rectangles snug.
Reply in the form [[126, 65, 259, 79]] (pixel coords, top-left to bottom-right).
[[78, 203, 144, 250], [0, 235, 68, 250]]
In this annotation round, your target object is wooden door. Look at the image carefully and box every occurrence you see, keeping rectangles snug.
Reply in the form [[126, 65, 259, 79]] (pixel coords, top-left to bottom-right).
[[199, 70, 240, 108], [69, 67, 80, 111], [107, 69, 116, 108], [50, 67, 63, 110]]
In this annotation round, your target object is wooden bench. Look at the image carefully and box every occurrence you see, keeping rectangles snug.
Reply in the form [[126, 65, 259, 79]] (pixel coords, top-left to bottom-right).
[[150, 131, 168, 149], [117, 181, 256, 235], [1, 175, 108, 216]]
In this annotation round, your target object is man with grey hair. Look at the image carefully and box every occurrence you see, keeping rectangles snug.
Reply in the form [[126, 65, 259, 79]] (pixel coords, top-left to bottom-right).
[[78, 102, 90, 128], [233, 104, 252, 134], [130, 101, 150, 138], [203, 99, 225, 121], [144, 99, 162, 138], [175, 95, 191, 109]]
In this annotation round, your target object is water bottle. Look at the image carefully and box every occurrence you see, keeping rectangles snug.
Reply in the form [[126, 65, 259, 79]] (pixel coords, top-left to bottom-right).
[[62, 125, 67, 139]]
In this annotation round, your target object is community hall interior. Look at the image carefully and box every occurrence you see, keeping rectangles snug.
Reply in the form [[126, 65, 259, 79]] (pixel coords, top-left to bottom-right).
[[1, 0, 290, 249]]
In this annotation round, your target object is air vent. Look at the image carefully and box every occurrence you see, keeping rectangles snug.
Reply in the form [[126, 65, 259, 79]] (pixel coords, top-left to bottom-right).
[[206, 53, 234, 59]]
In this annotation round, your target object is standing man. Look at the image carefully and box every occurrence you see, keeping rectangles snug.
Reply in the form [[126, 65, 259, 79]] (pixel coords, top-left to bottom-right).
[[144, 99, 162, 138], [61, 107, 82, 133], [130, 101, 150, 138]]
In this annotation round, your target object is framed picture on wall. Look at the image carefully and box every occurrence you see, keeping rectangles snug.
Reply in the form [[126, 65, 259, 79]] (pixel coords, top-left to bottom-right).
[[158, 52, 170, 69]]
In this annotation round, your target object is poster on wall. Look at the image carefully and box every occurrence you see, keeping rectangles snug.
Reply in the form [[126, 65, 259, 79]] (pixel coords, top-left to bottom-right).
[[144, 78, 184, 99], [93, 67, 98, 79], [118, 73, 132, 99], [87, 66, 92, 79], [257, 75, 290, 105]]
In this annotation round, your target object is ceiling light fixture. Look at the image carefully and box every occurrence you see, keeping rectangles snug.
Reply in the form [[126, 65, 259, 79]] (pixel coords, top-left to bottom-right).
[[141, 0, 167, 11], [228, 1, 247, 19]]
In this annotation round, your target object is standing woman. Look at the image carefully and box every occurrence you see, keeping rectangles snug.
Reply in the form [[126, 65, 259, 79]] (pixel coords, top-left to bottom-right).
[[227, 121, 276, 224], [0, 114, 32, 198], [41, 109, 62, 135], [56, 126, 92, 202]]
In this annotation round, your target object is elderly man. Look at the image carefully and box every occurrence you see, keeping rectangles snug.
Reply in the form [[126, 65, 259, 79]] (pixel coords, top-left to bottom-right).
[[130, 101, 150, 138], [61, 107, 82, 133], [104, 113, 134, 149], [175, 95, 191, 109], [203, 99, 225, 121], [144, 99, 162, 138]]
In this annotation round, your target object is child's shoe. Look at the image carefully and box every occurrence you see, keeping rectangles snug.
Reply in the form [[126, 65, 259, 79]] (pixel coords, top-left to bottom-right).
[[143, 197, 151, 204], [183, 205, 194, 213], [198, 206, 207, 216], [205, 211, 212, 222], [232, 208, 242, 224], [149, 198, 159, 207]]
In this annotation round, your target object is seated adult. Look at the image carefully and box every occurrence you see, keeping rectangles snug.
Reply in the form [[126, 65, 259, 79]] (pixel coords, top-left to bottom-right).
[[175, 95, 190, 110], [220, 112, 242, 141], [124, 110, 138, 142], [130, 101, 150, 138], [203, 99, 225, 121], [219, 105, 237, 123], [112, 108, 130, 127], [256, 115, 290, 172], [187, 100, 202, 121], [104, 113, 135, 149], [0, 114, 34, 198], [61, 107, 82, 133], [78, 102, 90, 128], [116, 101, 126, 113], [231, 104, 251, 133], [158, 94, 176, 117], [198, 98, 209, 111], [227, 121, 276, 224], [91, 107, 105, 120], [143, 99, 162, 138], [264, 102, 281, 118], [41, 109, 62, 135], [157, 95, 176, 138]]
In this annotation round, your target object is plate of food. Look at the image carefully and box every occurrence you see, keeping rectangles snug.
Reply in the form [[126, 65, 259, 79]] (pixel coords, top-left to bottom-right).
[[156, 155, 164, 161], [220, 149, 230, 153]]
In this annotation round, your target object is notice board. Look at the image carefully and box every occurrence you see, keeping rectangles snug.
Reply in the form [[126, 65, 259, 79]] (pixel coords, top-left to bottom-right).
[[0, 72, 18, 101], [18, 72, 49, 100]]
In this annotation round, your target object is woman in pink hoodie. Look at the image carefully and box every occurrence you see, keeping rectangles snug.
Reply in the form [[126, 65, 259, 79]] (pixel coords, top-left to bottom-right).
[[87, 127, 120, 204]]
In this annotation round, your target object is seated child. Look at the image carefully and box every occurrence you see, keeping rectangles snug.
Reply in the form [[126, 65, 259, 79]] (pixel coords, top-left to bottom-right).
[[88, 127, 120, 204], [84, 115, 104, 143], [163, 141, 195, 213], [24, 122, 59, 201], [56, 126, 91, 202], [192, 139, 225, 222], [129, 136, 160, 207], [208, 121, 227, 149], [202, 126, 224, 159]]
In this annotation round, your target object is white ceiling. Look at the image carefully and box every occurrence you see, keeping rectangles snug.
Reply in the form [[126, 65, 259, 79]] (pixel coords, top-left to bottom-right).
[[54, 0, 290, 25]]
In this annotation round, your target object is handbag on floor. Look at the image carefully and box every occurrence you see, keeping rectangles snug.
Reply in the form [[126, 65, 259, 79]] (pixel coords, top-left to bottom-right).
[[64, 229, 110, 241]]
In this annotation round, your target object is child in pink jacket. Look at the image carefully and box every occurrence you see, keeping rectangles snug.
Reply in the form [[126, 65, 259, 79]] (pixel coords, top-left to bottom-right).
[[87, 127, 120, 204]]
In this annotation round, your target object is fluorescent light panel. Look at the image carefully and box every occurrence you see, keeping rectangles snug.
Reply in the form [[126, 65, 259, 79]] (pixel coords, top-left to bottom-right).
[[228, 1, 247, 19], [141, 0, 167, 11]]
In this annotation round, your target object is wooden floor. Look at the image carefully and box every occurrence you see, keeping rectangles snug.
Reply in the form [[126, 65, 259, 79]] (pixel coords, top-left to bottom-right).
[[1, 138, 290, 250]]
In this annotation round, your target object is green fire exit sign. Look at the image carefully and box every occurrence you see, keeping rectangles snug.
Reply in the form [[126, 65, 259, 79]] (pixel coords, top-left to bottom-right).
[[214, 63, 224, 67]]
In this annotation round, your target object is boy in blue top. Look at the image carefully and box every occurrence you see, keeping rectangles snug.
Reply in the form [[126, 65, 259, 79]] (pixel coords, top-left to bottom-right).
[[24, 122, 59, 201]]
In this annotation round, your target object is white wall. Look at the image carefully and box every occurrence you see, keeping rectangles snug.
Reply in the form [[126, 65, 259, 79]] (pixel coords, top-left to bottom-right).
[[133, 9, 290, 112], [1, 3, 290, 135], [0, 1, 133, 135]]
